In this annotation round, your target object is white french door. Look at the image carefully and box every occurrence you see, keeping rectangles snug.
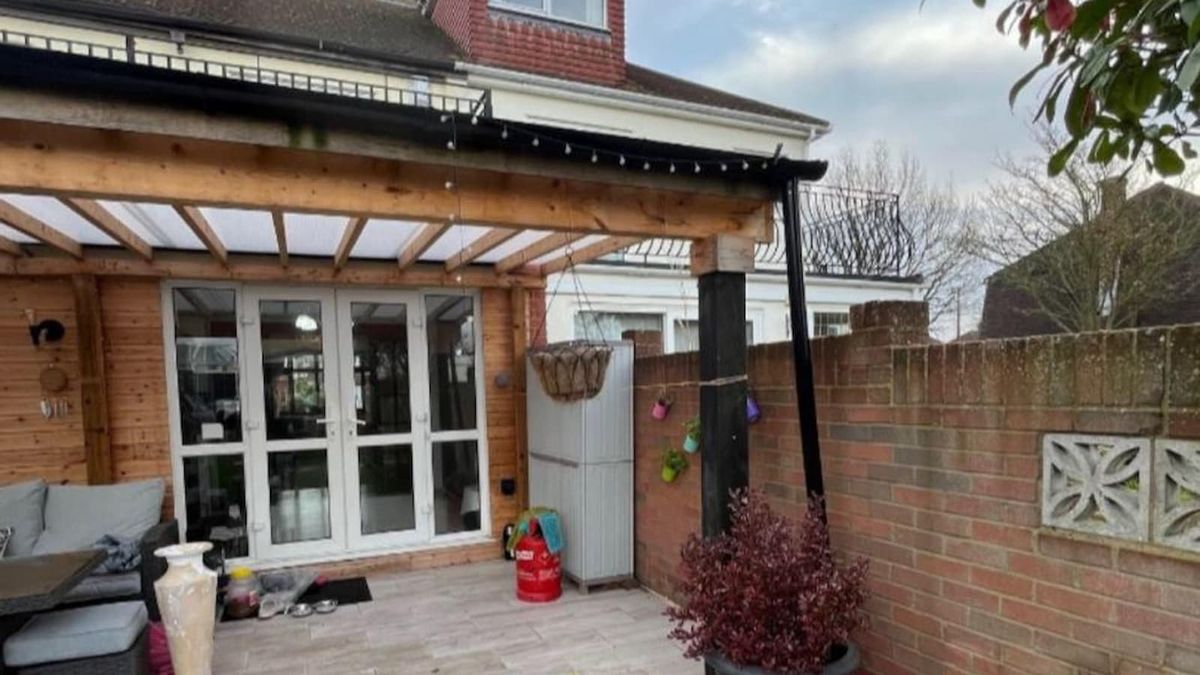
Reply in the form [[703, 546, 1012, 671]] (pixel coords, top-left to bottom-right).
[[244, 287, 347, 560], [172, 283, 487, 564], [335, 290, 431, 550]]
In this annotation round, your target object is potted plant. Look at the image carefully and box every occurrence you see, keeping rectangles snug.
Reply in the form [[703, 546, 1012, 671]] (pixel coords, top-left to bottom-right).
[[651, 389, 673, 420], [667, 490, 868, 675], [661, 447, 689, 483], [682, 417, 701, 453]]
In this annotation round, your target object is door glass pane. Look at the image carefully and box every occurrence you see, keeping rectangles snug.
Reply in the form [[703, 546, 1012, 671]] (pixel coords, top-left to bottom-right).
[[182, 455, 248, 559], [433, 440, 481, 535], [359, 445, 415, 535], [351, 303, 411, 436], [268, 450, 331, 544], [426, 296, 476, 432], [259, 300, 326, 440], [173, 288, 241, 445]]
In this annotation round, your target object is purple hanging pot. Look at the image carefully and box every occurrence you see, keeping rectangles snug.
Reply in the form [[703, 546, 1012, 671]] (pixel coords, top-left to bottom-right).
[[746, 394, 761, 424]]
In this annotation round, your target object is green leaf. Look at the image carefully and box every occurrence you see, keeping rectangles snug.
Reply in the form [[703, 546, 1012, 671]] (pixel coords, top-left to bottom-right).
[[1071, 0, 1118, 38], [1132, 68, 1165, 114], [1065, 85, 1093, 138], [1079, 43, 1114, 85], [1049, 138, 1081, 176], [1184, 0, 1200, 42], [1010, 61, 1050, 107], [1153, 141, 1186, 176], [1184, 141, 1198, 159], [1178, 43, 1200, 92]]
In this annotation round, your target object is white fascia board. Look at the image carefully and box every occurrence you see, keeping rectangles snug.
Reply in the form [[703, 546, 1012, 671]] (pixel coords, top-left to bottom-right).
[[462, 63, 830, 158]]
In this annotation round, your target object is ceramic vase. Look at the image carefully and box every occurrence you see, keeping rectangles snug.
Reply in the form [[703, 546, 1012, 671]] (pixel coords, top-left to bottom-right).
[[651, 399, 671, 420], [154, 542, 217, 675], [682, 434, 700, 454]]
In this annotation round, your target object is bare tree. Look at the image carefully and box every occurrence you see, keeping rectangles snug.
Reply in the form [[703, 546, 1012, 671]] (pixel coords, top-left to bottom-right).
[[825, 142, 976, 328], [968, 126, 1200, 333]]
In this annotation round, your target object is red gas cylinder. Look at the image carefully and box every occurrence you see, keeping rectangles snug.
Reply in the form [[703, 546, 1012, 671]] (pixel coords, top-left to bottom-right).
[[514, 519, 562, 603]]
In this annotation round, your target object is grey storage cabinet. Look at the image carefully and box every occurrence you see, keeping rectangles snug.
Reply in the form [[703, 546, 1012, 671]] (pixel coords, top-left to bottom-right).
[[527, 341, 634, 590]]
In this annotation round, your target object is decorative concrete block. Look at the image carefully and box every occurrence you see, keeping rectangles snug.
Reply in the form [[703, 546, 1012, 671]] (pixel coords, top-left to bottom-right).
[[1042, 434, 1150, 541], [1154, 439, 1200, 553]]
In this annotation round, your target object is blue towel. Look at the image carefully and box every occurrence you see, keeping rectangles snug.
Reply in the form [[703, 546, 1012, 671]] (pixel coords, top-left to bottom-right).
[[537, 512, 564, 555]]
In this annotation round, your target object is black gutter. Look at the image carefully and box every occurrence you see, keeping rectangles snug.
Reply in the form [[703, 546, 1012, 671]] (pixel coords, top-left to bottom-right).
[[0, 0, 461, 75], [0, 43, 827, 186]]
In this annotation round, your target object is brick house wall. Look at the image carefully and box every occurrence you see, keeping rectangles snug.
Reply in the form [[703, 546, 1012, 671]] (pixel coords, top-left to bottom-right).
[[633, 301, 1200, 674], [429, 0, 626, 86]]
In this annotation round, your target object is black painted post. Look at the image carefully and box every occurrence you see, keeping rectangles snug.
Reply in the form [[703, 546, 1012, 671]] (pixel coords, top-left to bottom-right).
[[698, 270, 749, 538], [781, 177, 826, 502]]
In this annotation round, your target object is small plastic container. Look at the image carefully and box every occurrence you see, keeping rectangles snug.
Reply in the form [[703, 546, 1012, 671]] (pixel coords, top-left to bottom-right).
[[224, 566, 260, 619]]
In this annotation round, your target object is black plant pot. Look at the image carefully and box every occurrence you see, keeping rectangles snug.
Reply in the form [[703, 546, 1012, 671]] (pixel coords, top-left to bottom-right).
[[704, 643, 860, 675]]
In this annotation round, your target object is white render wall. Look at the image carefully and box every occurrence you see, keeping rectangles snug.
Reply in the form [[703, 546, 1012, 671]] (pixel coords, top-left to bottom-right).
[[543, 264, 925, 350]]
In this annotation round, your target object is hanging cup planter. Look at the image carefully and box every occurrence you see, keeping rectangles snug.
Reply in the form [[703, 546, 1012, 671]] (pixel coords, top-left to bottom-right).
[[651, 390, 673, 420], [682, 417, 701, 454], [529, 341, 613, 402], [746, 393, 761, 424], [661, 447, 689, 483]]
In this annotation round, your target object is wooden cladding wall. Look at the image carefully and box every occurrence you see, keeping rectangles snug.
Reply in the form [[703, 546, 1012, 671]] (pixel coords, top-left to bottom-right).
[[0, 278, 85, 485], [482, 287, 522, 537]]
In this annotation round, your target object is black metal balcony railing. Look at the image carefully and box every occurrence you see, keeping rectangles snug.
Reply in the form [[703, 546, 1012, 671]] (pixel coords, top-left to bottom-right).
[[615, 184, 915, 279]]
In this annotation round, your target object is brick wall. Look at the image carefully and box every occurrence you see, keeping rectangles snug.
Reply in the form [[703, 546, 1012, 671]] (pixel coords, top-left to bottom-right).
[[430, 0, 626, 86], [633, 301, 1200, 675]]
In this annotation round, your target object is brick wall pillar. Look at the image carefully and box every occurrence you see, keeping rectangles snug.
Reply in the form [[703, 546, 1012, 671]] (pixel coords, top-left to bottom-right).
[[621, 329, 663, 357]]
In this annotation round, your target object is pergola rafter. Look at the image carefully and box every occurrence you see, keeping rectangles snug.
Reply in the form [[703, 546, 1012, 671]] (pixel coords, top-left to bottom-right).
[[397, 223, 450, 270], [334, 216, 369, 271], [62, 198, 153, 261], [445, 228, 519, 273], [173, 205, 228, 265], [539, 236, 644, 276], [0, 233, 21, 257], [271, 210, 289, 267], [0, 198, 82, 259], [496, 232, 586, 274]]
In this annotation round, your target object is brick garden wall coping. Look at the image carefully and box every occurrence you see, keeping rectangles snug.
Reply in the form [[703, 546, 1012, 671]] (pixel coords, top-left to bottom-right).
[[632, 300, 1200, 675]]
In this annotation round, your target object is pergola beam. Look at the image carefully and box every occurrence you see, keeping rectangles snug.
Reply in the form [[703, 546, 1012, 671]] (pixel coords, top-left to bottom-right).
[[397, 223, 450, 270], [496, 232, 586, 274], [0, 198, 83, 259], [271, 210, 289, 267], [0, 234, 21, 257], [0, 120, 774, 242], [445, 228, 519, 273], [334, 216, 369, 271], [62, 198, 153, 261], [538, 236, 642, 276], [173, 205, 228, 265], [0, 248, 545, 288]]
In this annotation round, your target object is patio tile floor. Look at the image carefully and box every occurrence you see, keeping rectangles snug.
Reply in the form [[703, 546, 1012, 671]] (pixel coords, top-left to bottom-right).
[[214, 559, 701, 674]]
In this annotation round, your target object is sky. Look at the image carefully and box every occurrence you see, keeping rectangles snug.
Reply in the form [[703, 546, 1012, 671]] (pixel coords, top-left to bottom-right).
[[625, 0, 1039, 192]]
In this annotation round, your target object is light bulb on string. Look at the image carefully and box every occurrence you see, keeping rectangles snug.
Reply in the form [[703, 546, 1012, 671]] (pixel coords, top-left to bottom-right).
[[694, 163, 701, 174], [721, 163, 728, 172], [762, 161, 769, 169], [501, 126, 509, 140], [471, 116, 479, 125], [619, 155, 626, 167], [591, 151, 598, 164], [532, 137, 540, 147], [446, 140, 456, 151], [564, 144, 572, 155], [445, 180, 455, 191], [742, 160, 750, 171], [440, 114, 450, 124], [643, 161, 651, 171], [669, 163, 676, 173]]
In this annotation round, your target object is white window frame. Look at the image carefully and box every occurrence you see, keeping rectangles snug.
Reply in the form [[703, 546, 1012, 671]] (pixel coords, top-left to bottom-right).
[[162, 282, 491, 565], [566, 301, 766, 354], [490, 0, 609, 31]]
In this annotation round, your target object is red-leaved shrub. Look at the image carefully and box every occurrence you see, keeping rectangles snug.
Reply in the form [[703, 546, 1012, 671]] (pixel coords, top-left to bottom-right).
[[667, 490, 869, 674]]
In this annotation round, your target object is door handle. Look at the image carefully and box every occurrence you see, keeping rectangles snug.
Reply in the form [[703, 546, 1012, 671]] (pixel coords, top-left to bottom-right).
[[356, 419, 367, 426], [315, 418, 339, 426]]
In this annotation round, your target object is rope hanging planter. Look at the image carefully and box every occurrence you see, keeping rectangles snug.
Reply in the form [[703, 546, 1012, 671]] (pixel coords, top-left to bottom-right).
[[529, 340, 612, 402]]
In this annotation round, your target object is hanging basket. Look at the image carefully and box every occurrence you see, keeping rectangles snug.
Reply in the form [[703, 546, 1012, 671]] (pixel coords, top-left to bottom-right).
[[529, 341, 613, 402]]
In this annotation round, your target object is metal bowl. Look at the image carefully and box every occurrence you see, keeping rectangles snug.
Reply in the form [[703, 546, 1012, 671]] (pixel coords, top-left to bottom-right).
[[314, 599, 338, 614], [287, 603, 314, 618]]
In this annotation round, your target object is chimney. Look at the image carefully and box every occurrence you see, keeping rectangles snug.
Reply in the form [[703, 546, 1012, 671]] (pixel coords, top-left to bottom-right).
[[1099, 177, 1128, 217], [429, 0, 626, 86]]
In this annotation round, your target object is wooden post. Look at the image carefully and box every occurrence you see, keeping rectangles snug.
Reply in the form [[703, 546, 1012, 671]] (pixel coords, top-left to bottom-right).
[[694, 236, 754, 538], [511, 286, 530, 512], [72, 274, 113, 484]]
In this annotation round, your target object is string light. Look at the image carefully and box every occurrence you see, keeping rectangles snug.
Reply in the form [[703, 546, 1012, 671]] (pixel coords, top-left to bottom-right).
[[643, 161, 651, 171], [762, 161, 769, 169], [532, 137, 540, 147], [669, 163, 676, 173], [471, 115, 479, 125], [501, 126, 509, 140], [742, 160, 750, 171], [619, 155, 626, 167], [445, 180, 455, 190], [564, 143, 572, 155], [591, 151, 599, 164], [721, 163, 728, 172], [440, 114, 450, 124], [446, 140, 456, 151], [694, 162, 701, 174]]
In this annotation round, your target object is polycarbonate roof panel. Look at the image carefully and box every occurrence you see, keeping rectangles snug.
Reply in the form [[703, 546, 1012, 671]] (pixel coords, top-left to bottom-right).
[[351, 219, 423, 260], [0, 223, 36, 244], [1, 194, 117, 246], [474, 230, 550, 264], [421, 225, 489, 261], [531, 234, 608, 265], [202, 208, 278, 254], [100, 201, 205, 250], [286, 213, 344, 257]]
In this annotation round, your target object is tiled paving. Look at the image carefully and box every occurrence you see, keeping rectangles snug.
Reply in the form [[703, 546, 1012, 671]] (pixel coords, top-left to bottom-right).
[[214, 560, 701, 674]]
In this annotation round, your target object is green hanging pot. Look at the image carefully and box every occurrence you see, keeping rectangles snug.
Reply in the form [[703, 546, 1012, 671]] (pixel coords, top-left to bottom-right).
[[661, 466, 679, 483]]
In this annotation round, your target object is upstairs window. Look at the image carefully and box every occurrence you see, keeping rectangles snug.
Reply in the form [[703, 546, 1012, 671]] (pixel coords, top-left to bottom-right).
[[491, 0, 607, 29]]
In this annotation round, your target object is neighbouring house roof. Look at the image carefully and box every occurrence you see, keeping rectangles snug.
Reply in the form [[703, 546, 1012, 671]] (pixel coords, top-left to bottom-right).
[[10, 0, 826, 127]]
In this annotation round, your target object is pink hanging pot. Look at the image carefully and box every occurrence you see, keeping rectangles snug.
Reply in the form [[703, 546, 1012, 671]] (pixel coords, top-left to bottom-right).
[[651, 390, 672, 420]]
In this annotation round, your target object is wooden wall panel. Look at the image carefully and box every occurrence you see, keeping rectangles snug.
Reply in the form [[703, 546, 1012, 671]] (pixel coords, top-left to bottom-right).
[[98, 278, 172, 515], [481, 288, 521, 538], [0, 278, 85, 485]]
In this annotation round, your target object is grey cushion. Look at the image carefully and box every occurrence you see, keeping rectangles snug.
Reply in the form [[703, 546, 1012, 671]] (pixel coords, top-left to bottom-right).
[[3, 601, 147, 667], [61, 571, 141, 604], [0, 480, 46, 557], [33, 480, 164, 556]]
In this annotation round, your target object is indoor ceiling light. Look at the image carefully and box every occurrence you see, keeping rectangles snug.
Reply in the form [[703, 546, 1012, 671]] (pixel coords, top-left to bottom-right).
[[294, 314, 319, 332]]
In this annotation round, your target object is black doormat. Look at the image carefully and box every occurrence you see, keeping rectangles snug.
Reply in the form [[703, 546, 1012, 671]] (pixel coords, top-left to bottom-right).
[[220, 577, 372, 622], [299, 577, 373, 606]]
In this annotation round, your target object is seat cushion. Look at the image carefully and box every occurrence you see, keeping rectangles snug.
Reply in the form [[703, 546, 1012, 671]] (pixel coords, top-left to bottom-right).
[[3, 601, 148, 667], [61, 571, 142, 604], [0, 480, 46, 557], [32, 479, 164, 555]]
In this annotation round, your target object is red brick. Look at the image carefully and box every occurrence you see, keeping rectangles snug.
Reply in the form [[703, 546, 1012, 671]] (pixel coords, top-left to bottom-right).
[[1118, 549, 1200, 586], [944, 581, 1000, 613], [971, 567, 1033, 599], [893, 605, 942, 638], [943, 625, 1001, 660], [1036, 583, 1114, 621], [1001, 645, 1074, 675], [1115, 604, 1200, 648], [970, 521, 1033, 551], [915, 553, 971, 583], [1037, 532, 1114, 568], [971, 476, 1037, 502], [999, 598, 1070, 636]]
